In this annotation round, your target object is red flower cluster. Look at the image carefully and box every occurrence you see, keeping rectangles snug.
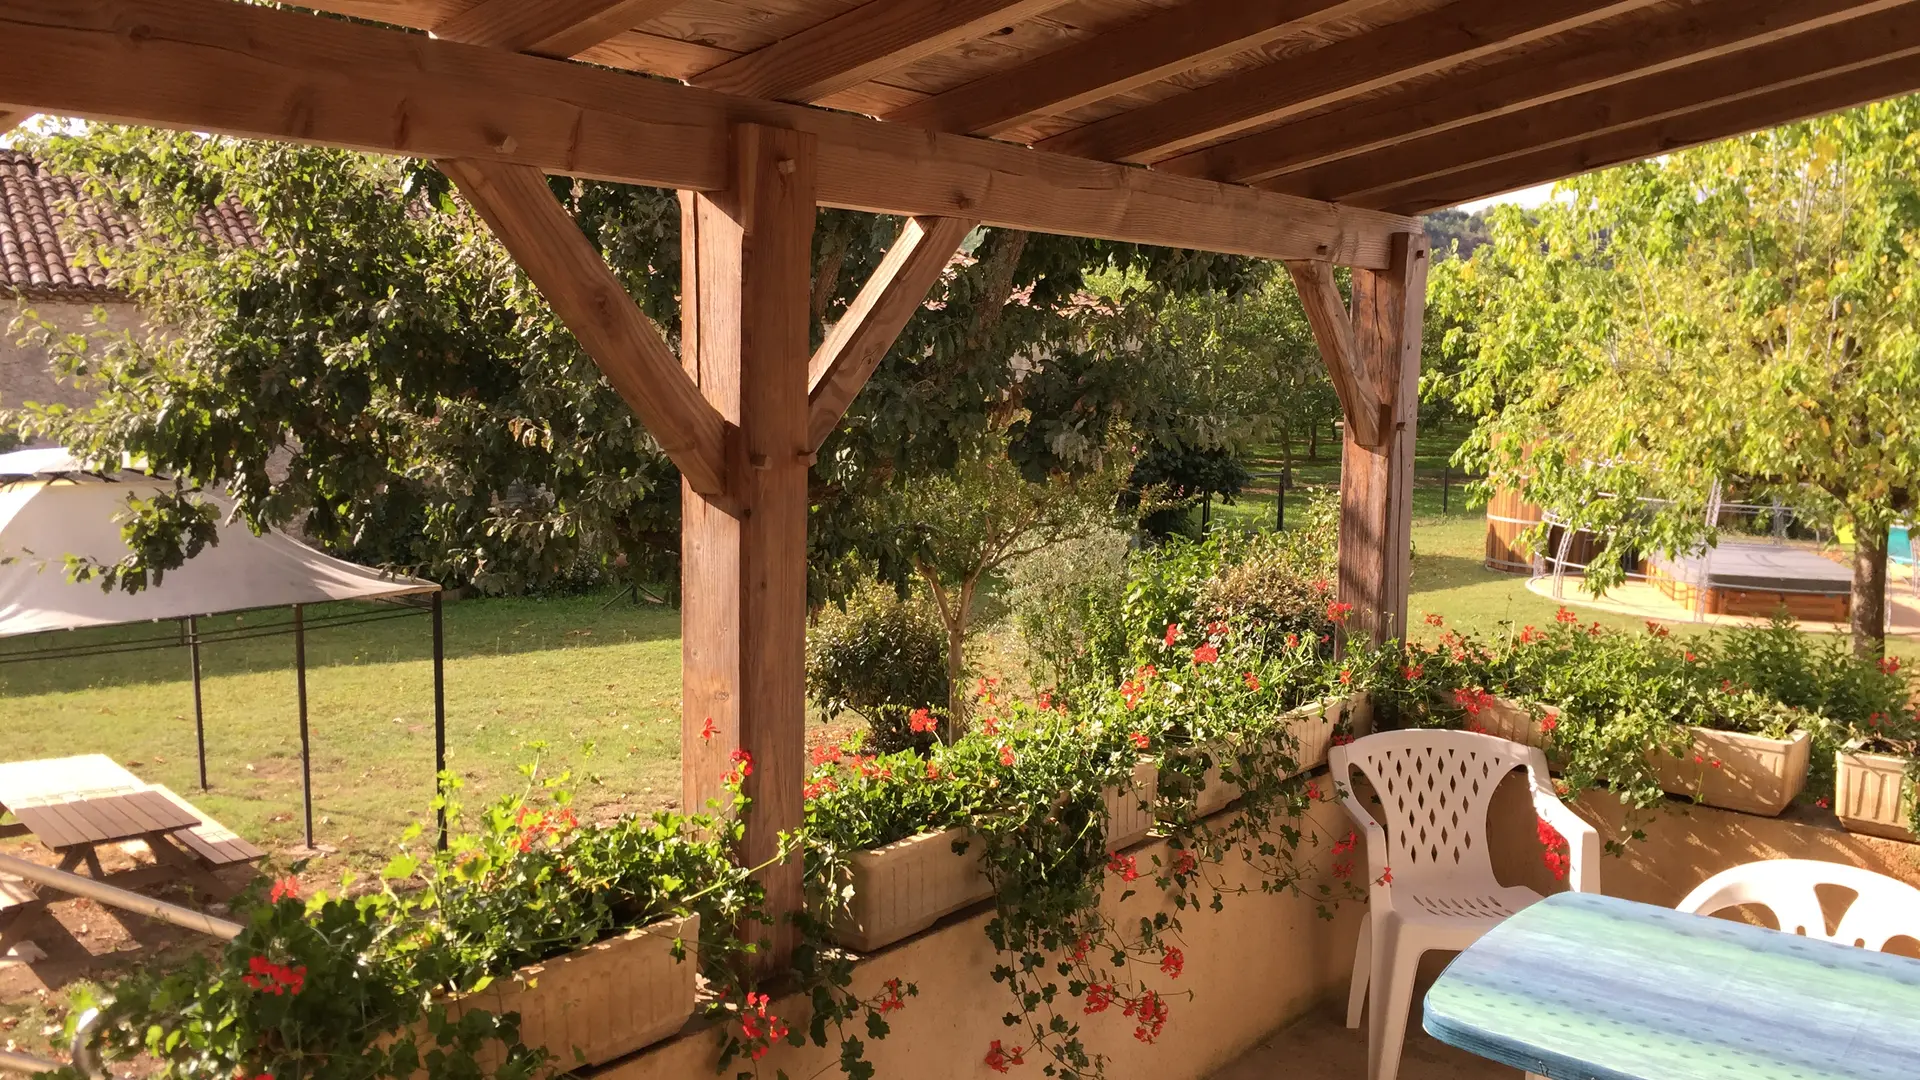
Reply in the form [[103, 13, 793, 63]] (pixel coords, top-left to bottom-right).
[[1555, 607, 1579, 624], [1453, 687, 1493, 716], [1645, 620, 1670, 638], [909, 708, 939, 733], [1330, 733, 1354, 747], [1333, 859, 1355, 879], [925, 760, 941, 780], [1129, 731, 1151, 751], [1517, 625, 1543, 645], [1540, 714, 1558, 735], [802, 775, 839, 800], [242, 956, 306, 996], [1125, 989, 1169, 1043], [722, 748, 754, 786], [1536, 815, 1570, 881], [699, 717, 718, 741], [1375, 866, 1393, 886], [1242, 670, 1261, 691], [1159, 946, 1184, 979], [1121, 678, 1146, 710], [1882, 656, 1902, 676], [1107, 853, 1140, 882], [1305, 781, 1321, 801], [1339, 667, 1353, 686], [811, 744, 845, 766], [1163, 623, 1182, 647], [1173, 849, 1196, 876], [268, 876, 300, 904], [1070, 935, 1091, 962], [1192, 643, 1219, 665], [1206, 620, 1229, 636], [985, 1040, 1026, 1072], [1401, 663, 1425, 681], [876, 978, 908, 1013], [1331, 830, 1357, 856], [1084, 983, 1115, 1014], [514, 806, 579, 852], [998, 744, 1017, 768], [983, 715, 1002, 736], [739, 991, 790, 1059], [1326, 601, 1354, 625], [1425, 612, 1445, 627]]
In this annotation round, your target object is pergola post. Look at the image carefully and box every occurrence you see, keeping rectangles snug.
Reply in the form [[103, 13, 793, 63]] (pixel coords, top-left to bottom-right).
[[1289, 231, 1429, 646], [679, 123, 818, 970]]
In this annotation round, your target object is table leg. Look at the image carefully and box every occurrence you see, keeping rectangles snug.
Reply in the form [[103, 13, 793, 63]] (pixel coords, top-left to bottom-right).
[[146, 832, 236, 902]]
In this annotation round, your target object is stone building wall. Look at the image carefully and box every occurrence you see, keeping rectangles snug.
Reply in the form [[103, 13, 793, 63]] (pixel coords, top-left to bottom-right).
[[0, 296, 147, 413]]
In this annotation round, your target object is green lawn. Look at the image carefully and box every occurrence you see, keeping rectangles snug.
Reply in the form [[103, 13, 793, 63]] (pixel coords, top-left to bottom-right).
[[1, 595, 687, 864]]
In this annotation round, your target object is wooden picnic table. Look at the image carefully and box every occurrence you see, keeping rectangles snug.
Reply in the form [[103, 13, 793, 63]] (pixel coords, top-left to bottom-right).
[[1423, 890, 1920, 1080], [0, 755, 264, 960]]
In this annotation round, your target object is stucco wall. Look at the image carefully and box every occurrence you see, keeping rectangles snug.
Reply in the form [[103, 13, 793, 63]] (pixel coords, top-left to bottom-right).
[[0, 297, 143, 412], [597, 771, 1920, 1080]]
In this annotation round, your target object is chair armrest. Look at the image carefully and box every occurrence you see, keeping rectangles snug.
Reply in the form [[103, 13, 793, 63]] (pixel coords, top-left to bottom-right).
[[1524, 750, 1601, 894], [1328, 758, 1390, 893]]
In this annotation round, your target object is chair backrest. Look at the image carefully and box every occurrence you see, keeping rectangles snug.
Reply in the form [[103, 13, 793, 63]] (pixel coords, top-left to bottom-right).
[[1677, 859, 1920, 952], [1328, 729, 1536, 887]]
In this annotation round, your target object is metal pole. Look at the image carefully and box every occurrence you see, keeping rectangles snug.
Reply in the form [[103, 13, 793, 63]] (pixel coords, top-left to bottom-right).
[[1201, 492, 1211, 533], [294, 604, 313, 849], [432, 591, 448, 850], [0, 852, 242, 940], [1442, 464, 1451, 514], [1276, 467, 1287, 531], [188, 615, 207, 790]]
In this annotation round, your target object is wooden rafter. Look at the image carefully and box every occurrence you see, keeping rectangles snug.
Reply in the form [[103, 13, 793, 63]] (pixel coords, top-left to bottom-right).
[[1284, 260, 1382, 448], [0, 105, 24, 134], [691, 0, 1066, 104], [807, 216, 976, 451], [1278, 4, 1920, 202], [1365, 50, 1920, 213], [883, 0, 1371, 137], [1033, 0, 1654, 164], [430, 0, 683, 58], [437, 158, 730, 495], [1161, 0, 1907, 185], [0, 0, 1419, 269]]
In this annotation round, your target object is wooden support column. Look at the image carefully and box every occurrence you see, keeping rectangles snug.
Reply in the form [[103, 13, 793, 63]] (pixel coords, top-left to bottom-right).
[[680, 123, 816, 969], [1289, 232, 1428, 646]]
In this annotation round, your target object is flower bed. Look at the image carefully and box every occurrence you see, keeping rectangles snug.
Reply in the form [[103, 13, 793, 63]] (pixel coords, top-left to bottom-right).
[[430, 914, 699, 1071], [1835, 750, 1918, 841], [1649, 728, 1812, 816]]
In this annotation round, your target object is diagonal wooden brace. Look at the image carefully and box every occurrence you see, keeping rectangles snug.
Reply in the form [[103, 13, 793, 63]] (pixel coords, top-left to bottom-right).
[[1285, 258, 1387, 447]]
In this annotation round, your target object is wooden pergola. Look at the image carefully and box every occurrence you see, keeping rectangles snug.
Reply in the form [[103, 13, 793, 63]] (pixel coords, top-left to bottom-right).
[[2, 0, 1915, 962]]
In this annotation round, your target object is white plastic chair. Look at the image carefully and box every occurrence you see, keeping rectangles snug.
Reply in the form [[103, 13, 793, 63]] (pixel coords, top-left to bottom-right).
[[1678, 858, 1920, 951], [1331, 729, 1601, 1080]]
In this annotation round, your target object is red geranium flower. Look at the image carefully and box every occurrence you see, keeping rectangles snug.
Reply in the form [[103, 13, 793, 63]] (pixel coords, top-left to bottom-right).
[[1163, 623, 1181, 647], [1192, 643, 1219, 665], [1242, 670, 1260, 691], [268, 876, 300, 904], [1107, 853, 1140, 882], [699, 717, 718, 741], [1326, 601, 1354, 624], [998, 744, 1017, 768], [985, 1040, 1025, 1072], [1159, 945, 1185, 979], [1129, 731, 1150, 750], [908, 707, 938, 733]]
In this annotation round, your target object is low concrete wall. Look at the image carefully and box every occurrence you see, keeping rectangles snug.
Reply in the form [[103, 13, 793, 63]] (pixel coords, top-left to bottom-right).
[[596, 772, 1920, 1080]]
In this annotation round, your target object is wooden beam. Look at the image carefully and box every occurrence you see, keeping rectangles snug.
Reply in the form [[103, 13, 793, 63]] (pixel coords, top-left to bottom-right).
[[883, 0, 1370, 137], [431, 0, 685, 59], [1277, 4, 1920, 203], [0, 105, 24, 134], [0, 0, 1419, 268], [1284, 260, 1381, 448], [437, 158, 729, 495], [1160, 0, 1906, 184], [1361, 47, 1920, 214], [1033, 0, 1651, 164], [807, 216, 976, 451], [679, 124, 816, 972], [1336, 232, 1427, 648], [690, 0, 1065, 104]]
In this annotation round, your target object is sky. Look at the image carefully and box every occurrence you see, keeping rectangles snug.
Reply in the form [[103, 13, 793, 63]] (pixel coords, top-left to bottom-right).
[[1455, 182, 1558, 213]]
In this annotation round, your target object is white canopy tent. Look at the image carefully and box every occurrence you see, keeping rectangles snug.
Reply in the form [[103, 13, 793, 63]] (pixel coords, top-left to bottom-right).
[[0, 448, 446, 847]]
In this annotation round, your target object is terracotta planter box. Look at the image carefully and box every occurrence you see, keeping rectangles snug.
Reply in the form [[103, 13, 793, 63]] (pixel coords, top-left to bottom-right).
[[830, 826, 992, 953], [431, 913, 698, 1071], [1650, 727, 1812, 816], [1104, 759, 1160, 852], [1834, 750, 1917, 842], [1190, 693, 1373, 819]]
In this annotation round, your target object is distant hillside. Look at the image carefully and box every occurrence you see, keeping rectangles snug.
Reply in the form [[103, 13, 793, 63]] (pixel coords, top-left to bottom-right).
[[1422, 208, 1494, 261]]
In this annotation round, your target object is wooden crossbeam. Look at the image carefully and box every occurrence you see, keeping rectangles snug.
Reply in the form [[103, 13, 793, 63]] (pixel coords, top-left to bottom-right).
[[0, 0, 1419, 269], [883, 0, 1370, 137], [691, 0, 1065, 104], [1365, 50, 1920, 214], [437, 158, 729, 495], [1034, 0, 1652, 164], [1278, 4, 1920, 203], [1161, 0, 1905, 185], [807, 216, 976, 451], [0, 105, 23, 134], [431, 0, 684, 58], [1285, 261, 1381, 448]]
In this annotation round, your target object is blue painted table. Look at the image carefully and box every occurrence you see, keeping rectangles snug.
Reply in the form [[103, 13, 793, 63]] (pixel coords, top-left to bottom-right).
[[1422, 891, 1920, 1080]]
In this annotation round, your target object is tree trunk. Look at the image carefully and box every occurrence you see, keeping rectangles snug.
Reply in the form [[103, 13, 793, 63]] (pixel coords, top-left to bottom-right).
[[944, 576, 977, 730], [1307, 417, 1320, 462], [1852, 526, 1888, 659]]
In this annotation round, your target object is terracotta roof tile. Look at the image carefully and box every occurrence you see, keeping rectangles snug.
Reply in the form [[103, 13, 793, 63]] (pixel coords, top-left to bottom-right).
[[0, 149, 260, 302]]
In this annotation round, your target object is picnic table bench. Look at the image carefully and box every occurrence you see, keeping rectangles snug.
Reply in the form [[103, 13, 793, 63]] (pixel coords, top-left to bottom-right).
[[0, 754, 264, 961]]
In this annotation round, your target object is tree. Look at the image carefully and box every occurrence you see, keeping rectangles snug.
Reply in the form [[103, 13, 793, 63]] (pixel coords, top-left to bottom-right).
[[5, 127, 1258, 598], [1441, 96, 1920, 657]]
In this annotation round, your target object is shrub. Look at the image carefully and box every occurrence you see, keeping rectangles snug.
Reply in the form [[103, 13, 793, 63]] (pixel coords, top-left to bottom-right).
[[806, 580, 950, 751], [1004, 528, 1131, 693]]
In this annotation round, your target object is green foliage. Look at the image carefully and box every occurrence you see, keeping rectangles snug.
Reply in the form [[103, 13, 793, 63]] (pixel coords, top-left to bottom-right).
[[1435, 96, 1920, 656], [61, 482, 220, 594], [1004, 528, 1132, 693], [806, 580, 950, 752]]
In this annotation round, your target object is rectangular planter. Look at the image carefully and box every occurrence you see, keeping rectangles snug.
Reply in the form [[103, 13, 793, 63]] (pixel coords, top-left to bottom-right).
[[1834, 750, 1917, 842], [433, 913, 698, 1071], [1191, 693, 1373, 819], [830, 826, 991, 953], [1472, 695, 1558, 750], [1104, 758, 1160, 852], [1650, 727, 1812, 817]]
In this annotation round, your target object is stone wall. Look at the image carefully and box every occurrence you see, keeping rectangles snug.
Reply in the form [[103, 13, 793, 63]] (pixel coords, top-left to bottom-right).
[[0, 296, 145, 412]]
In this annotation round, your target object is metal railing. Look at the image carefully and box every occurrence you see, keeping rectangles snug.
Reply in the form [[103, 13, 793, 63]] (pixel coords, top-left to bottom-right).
[[0, 853, 244, 1077]]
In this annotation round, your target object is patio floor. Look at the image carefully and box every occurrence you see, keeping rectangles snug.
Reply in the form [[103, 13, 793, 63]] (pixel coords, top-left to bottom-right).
[[1210, 988, 1518, 1080]]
